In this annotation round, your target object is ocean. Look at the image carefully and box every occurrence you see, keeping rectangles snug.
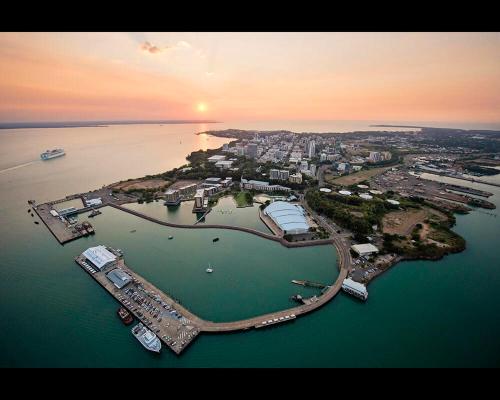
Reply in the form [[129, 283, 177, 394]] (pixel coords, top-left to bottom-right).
[[0, 121, 499, 367]]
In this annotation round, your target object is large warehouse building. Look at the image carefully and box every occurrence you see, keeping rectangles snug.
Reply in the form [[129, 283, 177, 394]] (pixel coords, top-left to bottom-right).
[[82, 245, 117, 270], [263, 201, 310, 235]]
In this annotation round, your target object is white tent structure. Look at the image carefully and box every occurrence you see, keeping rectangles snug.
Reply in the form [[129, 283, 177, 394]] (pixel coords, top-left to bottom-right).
[[82, 245, 117, 270]]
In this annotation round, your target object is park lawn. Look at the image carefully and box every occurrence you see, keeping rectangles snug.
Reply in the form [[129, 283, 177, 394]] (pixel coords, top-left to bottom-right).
[[234, 191, 253, 207]]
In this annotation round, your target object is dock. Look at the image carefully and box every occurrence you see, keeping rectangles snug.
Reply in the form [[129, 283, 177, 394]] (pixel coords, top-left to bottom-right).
[[291, 279, 327, 289], [75, 255, 203, 355], [33, 202, 97, 244]]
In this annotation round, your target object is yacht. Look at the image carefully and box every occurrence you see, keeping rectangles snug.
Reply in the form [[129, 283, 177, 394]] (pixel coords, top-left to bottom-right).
[[206, 263, 213, 273]]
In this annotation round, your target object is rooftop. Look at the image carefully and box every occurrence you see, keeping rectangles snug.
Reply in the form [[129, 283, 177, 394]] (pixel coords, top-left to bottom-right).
[[264, 201, 310, 234], [82, 245, 117, 270]]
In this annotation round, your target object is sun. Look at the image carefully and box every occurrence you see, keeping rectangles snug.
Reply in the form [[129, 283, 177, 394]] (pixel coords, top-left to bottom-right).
[[197, 102, 207, 113]]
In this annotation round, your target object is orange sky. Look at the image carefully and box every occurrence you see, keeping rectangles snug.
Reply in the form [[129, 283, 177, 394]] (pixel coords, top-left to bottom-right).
[[0, 32, 499, 123]]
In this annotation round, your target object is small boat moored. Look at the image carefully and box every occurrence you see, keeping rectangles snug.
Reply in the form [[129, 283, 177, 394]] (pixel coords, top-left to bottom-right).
[[117, 307, 134, 325], [212, 237, 219, 242]]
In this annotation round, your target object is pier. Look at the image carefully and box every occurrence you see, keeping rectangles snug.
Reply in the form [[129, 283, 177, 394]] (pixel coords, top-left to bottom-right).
[[74, 233, 349, 352], [75, 255, 203, 355]]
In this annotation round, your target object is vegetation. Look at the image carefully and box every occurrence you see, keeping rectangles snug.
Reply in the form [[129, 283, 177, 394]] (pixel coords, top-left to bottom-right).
[[233, 191, 253, 207]]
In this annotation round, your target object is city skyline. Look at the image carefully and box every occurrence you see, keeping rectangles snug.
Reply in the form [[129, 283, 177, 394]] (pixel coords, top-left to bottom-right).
[[1, 32, 499, 124]]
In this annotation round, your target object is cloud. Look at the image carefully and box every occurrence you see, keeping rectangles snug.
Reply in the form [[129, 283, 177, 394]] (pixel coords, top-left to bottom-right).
[[140, 41, 164, 54], [139, 40, 192, 55], [176, 40, 191, 49]]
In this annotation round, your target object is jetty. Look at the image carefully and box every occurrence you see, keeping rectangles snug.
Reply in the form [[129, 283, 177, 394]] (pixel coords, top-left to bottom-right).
[[75, 235, 350, 353]]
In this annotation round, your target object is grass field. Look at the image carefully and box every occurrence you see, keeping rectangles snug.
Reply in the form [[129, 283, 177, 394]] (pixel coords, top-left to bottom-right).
[[111, 179, 169, 192], [233, 191, 253, 207], [327, 167, 390, 186]]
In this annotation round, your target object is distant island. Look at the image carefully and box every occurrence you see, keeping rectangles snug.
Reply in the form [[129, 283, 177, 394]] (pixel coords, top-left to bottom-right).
[[0, 119, 221, 130]]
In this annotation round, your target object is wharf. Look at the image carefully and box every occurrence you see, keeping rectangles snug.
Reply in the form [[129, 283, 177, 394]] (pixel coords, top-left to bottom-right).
[[32, 188, 136, 244], [33, 202, 96, 244], [75, 255, 203, 355]]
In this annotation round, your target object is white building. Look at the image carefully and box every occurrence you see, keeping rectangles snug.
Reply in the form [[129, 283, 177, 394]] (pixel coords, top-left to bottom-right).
[[179, 183, 197, 197], [194, 189, 206, 209], [164, 189, 181, 205], [264, 201, 310, 235], [85, 198, 102, 207], [342, 278, 368, 301], [289, 173, 303, 184], [82, 245, 117, 270], [351, 243, 379, 257], [240, 178, 291, 192], [310, 164, 317, 176], [207, 155, 226, 163], [369, 151, 381, 163], [215, 160, 234, 169], [270, 169, 280, 180]]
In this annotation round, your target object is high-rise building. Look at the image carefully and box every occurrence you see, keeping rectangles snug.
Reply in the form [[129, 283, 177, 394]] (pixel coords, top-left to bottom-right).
[[246, 143, 258, 158], [300, 160, 309, 172], [279, 170, 290, 181], [164, 189, 181, 205], [320, 153, 327, 162], [194, 189, 205, 209], [308, 140, 316, 158], [310, 164, 317, 176], [369, 151, 381, 163]]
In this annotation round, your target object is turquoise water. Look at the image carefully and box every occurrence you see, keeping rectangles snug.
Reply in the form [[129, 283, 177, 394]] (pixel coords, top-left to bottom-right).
[[1, 124, 499, 367], [124, 195, 272, 233]]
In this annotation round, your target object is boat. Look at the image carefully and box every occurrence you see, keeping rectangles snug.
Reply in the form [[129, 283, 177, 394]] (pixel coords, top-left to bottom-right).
[[82, 221, 94, 234], [290, 294, 303, 303], [34, 221, 39, 225], [130, 229, 136, 233], [212, 237, 219, 242], [117, 307, 134, 325], [40, 148, 65, 160], [206, 263, 213, 273], [88, 209, 102, 218], [131, 323, 161, 353], [168, 236, 173, 240]]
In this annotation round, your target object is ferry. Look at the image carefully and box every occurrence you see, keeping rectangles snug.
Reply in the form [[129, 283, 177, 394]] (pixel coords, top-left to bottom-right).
[[131, 323, 161, 353], [40, 148, 65, 160], [117, 307, 134, 325]]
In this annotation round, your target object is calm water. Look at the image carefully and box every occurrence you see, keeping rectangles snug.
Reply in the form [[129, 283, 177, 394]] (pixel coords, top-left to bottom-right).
[[124, 196, 272, 233], [1, 122, 499, 367]]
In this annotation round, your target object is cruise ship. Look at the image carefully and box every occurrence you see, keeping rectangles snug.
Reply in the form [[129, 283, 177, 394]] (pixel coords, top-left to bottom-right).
[[131, 323, 161, 353], [40, 148, 65, 160]]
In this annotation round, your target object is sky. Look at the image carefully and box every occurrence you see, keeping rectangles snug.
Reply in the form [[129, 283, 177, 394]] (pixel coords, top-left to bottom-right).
[[0, 32, 499, 124]]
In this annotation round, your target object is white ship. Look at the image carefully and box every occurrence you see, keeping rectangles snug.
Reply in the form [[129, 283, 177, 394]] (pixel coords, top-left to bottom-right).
[[131, 323, 161, 353], [41, 148, 65, 160]]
